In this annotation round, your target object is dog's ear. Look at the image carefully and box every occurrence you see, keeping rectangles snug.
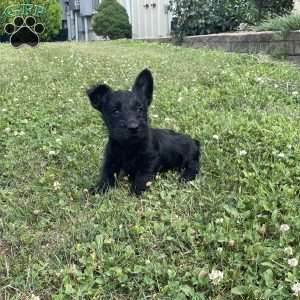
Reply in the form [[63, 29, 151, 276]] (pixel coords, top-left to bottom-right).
[[132, 69, 153, 106], [86, 84, 111, 112]]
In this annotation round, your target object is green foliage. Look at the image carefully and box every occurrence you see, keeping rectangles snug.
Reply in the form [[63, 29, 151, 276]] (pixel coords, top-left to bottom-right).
[[257, 14, 300, 35], [253, 0, 294, 21], [0, 41, 300, 299], [0, 0, 12, 35], [0, 0, 62, 41], [41, 0, 62, 41], [92, 0, 131, 39], [170, 0, 295, 41], [170, 0, 256, 41]]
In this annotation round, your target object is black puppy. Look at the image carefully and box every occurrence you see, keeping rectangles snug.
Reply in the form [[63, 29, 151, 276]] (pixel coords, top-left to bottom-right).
[[87, 69, 200, 195]]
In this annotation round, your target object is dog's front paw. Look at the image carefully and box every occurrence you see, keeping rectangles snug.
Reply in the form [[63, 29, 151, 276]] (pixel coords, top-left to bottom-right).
[[131, 186, 145, 196], [88, 184, 109, 195], [131, 180, 152, 196], [88, 186, 101, 195]]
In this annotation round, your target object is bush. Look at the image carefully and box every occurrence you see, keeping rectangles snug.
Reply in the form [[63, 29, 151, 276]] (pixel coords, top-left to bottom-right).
[[0, 0, 62, 41], [41, 0, 62, 41], [253, 0, 294, 21], [170, 0, 295, 41], [0, 0, 13, 36], [257, 14, 300, 34], [170, 0, 255, 41], [92, 0, 131, 39]]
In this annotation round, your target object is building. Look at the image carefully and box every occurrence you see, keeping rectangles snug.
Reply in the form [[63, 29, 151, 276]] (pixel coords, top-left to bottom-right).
[[295, 0, 300, 12], [129, 0, 171, 39], [60, 0, 172, 42], [59, 0, 99, 41]]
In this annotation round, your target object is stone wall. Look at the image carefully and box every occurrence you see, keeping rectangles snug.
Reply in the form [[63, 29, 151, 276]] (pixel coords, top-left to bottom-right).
[[182, 31, 300, 56]]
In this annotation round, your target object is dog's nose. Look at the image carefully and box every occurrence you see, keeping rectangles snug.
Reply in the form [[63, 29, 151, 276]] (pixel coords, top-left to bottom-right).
[[128, 122, 139, 132]]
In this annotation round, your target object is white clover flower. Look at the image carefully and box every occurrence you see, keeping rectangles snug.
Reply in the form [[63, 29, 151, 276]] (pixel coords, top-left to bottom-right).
[[287, 144, 292, 150], [49, 150, 56, 156], [19, 131, 25, 136], [215, 218, 224, 224], [4, 127, 11, 133], [53, 181, 61, 191], [292, 91, 299, 96], [33, 209, 40, 215], [209, 269, 224, 285], [212, 135, 219, 140], [217, 247, 223, 253], [1, 108, 7, 112], [255, 77, 264, 84], [30, 294, 40, 300], [292, 282, 300, 296], [239, 150, 247, 156], [288, 258, 298, 267], [278, 152, 285, 158], [228, 240, 235, 247], [280, 224, 290, 232], [274, 84, 279, 88], [284, 246, 293, 256]]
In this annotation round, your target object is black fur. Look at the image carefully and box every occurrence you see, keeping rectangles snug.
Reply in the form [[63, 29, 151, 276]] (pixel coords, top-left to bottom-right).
[[87, 69, 201, 195]]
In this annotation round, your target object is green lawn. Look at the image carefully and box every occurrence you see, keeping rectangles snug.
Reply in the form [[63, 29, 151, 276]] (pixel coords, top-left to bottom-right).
[[0, 41, 300, 300]]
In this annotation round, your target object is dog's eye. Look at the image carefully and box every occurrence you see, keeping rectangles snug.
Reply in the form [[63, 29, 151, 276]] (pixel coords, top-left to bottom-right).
[[112, 109, 120, 115]]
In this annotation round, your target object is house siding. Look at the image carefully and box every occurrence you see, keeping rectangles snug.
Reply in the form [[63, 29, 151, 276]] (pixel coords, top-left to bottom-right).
[[60, 0, 171, 41], [295, 0, 300, 12]]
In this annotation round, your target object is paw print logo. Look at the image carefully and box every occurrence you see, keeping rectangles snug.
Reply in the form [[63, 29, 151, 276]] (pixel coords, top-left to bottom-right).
[[4, 16, 45, 48]]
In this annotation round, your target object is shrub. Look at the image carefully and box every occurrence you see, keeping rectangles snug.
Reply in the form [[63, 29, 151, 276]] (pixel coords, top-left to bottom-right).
[[257, 14, 300, 34], [0, 0, 62, 41], [252, 0, 294, 21], [0, 0, 13, 36], [170, 0, 255, 41], [170, 0, 295, 41], [41, 0, 62, 41], [92, 0, 131, 39]]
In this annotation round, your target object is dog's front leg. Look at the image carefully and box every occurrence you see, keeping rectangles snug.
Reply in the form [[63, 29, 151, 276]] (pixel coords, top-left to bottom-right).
[[89, 155, 119, 194], [131, 171, 155, 196], [131, 159, 159, 195]]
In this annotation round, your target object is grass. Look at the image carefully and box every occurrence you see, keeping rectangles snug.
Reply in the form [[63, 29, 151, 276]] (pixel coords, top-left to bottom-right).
[[257, 14, 300, 35], [0, 40, 300, 299]]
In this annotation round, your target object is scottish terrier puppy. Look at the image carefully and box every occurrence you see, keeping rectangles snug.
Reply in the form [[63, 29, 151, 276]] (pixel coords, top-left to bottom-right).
[[87, 69, 200, 195]]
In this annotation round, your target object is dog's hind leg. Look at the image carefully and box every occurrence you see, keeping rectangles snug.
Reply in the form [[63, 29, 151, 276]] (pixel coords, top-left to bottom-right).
[[180, 159, 199, 182], [180, 140, 201, 182]]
